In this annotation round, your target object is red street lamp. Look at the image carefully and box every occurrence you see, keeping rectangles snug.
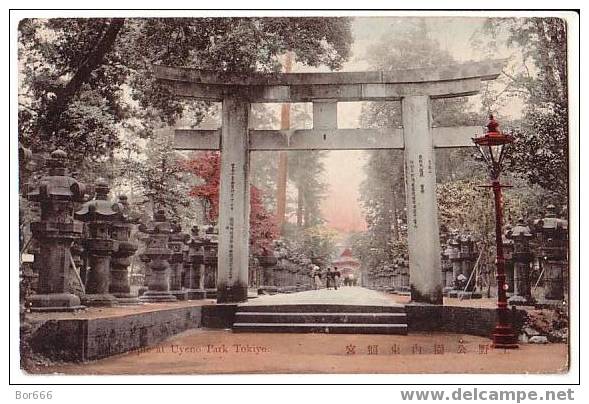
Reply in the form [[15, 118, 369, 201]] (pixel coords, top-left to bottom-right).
[[472, 114, 518, 349]]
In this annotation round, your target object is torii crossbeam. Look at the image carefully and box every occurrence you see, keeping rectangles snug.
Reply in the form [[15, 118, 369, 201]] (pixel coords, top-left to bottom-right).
[[154, 59, 505, 304]]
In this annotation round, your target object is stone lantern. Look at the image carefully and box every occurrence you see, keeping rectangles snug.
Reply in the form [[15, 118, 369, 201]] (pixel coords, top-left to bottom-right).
[[385, 265, 395, 291], [202, 226, 218, 299], [168, 223, 190, 300], [534, 205, 568, 304], [257, 247, 278, 287], [447, 236, 461, 296], [459, 234, 477, 292], [399, 256, 410, 293], [138, 209, 179, 302], [441, 243, 454, 295], [506, 218, 534, 305], [109, 195, 140, 305], [391, 263, 399, 290], [25, 150, 86, 312], [184, 225, 206, 300], [75, 178, 121, 307]]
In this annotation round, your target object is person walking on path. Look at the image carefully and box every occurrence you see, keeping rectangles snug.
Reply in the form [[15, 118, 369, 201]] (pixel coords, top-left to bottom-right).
[[334, 266, 341, 290], [312, 266, 322, 290], [326, 267, 333, 290]]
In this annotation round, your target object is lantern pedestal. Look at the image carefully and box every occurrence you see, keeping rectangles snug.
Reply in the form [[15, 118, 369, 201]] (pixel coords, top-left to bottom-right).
[[82, 246, 118, 307], [137, 211, 179, 303], [169, 231, 189, 301], [28, 293, 85, 313]]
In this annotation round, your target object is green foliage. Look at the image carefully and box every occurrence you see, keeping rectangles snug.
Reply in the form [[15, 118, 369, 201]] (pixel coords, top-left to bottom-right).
[[120, 132, 191, 221], [288, 150, 328, 228], [287, 103, 328, 228], [508, 103, 568, 202], [358, 19, 482, 272], [474, 17, 568, 200], [18, 17, 352, 220], [18, 17, 352, 163], [283, 224, 338, 267]]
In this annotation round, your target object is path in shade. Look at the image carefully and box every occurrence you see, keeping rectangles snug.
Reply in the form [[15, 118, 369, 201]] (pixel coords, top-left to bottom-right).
[[244, 287, 403, 307]]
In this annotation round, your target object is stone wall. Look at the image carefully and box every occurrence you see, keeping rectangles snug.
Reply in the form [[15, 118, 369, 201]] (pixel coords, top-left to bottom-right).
[[406, 304, 527, 337], [26, 306, 202, 362], [24, 303, 526, 363]]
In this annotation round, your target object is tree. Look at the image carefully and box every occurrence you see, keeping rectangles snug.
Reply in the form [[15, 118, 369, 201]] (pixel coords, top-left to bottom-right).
[[18, 17, 352, 177], [286, 104, 328, 228], [358, 18, 482, 271], [19, 17, 353, 236], [18, 18, 127, 173], [473, 17, 568, 203], [183, 152, 278, 255], [122, 132, 191, 221], [250, 103, 280, 209], [182, 151, 221, 223], [288, 150, 328, 228]]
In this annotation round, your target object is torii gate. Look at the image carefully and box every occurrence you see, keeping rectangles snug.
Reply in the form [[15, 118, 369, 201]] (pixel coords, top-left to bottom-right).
[[154, 59, 505, 304]]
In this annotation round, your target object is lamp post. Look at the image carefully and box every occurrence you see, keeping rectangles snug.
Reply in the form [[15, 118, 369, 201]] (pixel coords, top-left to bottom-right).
[[472, 114, 518, 349]]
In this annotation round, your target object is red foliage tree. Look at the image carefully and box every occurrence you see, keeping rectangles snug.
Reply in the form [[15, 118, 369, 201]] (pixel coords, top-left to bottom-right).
[[183, 152, 221, 222], [183, 151, 278, 255]]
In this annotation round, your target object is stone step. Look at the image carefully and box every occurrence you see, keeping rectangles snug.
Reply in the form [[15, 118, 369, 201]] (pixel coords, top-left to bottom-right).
[[238, 304, 405, 314], [234, 312, 407, 324], [233, 322, 408, 335]]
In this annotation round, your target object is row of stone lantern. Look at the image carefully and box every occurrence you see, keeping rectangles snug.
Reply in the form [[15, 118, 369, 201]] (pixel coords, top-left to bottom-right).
[[23, 149, 224, 311], [74, 178, 137, 306], [441, 233, 478, 297], [364, 203, 567, 306], [501, 205, 568, 305], [365, 257, 409, 293], [439, 205, 567, 306], [254, 241, 317, 293], [135, 214, 219, 303]]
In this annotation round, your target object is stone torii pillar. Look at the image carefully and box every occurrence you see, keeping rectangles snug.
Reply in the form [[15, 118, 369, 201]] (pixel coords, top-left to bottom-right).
[[402, 95, 442, 302], [154, 59, 506, 304], [217, 95, 251, 302]]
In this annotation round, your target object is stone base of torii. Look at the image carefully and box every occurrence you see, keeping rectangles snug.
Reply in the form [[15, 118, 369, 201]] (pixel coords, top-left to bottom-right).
[[154, 59, 506, 304]]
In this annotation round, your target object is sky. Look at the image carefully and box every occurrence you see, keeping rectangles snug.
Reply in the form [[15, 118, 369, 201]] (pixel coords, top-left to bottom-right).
[[315, 16, 523, 234]]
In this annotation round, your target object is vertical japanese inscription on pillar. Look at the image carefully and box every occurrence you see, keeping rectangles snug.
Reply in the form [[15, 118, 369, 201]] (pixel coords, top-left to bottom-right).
[[228, 163, 235, 282], [406, 159, 418, 230], [418, 154, 425, 194]]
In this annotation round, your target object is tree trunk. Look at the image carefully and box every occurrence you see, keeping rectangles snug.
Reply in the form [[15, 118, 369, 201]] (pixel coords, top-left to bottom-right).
[[45, 18, 125, 135], [297, 184, 304, 228], [532, 19, 563, 102], [275, 53, 292, 233]]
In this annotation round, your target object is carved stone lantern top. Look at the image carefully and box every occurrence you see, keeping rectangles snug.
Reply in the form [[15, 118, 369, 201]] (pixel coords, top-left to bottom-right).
[[533, 205, 568, 260], [507, 218, 533, 239], [26, 149, 86, 203], [169, 223, 190, 243], [111, 195, 139, 224], [534, 205, 568, 234], [138, 209, 181, 235], [202, 225, 219, 245], [75, 178, 121, 222]]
